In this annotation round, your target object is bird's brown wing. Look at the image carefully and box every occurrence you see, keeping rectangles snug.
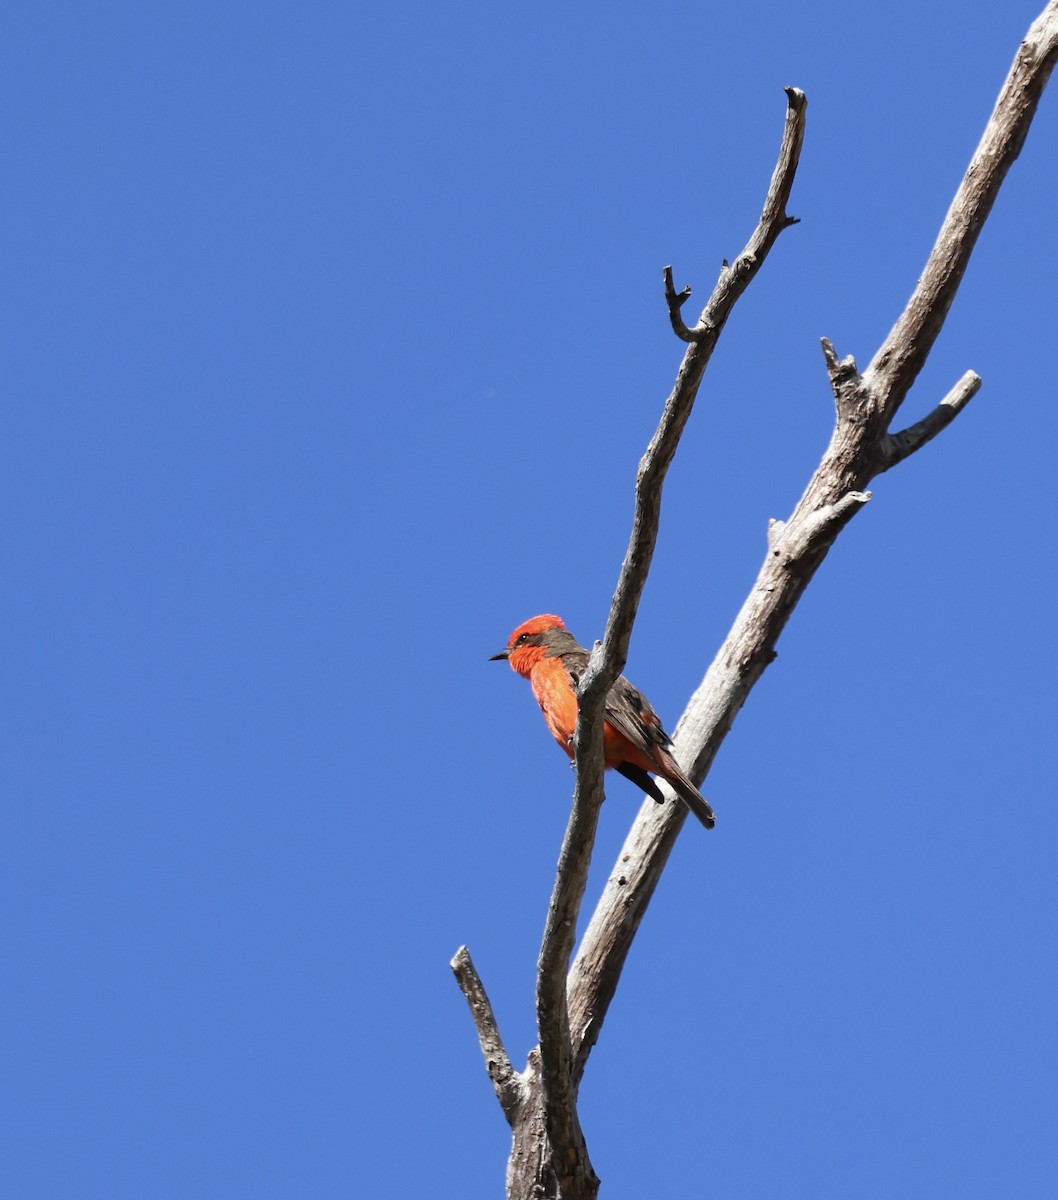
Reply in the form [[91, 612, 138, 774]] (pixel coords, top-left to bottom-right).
[[604, 676, 671, 759], [554, 649, 715, 829], [550, 656, 671, 761], [606, 676, 717, 830]]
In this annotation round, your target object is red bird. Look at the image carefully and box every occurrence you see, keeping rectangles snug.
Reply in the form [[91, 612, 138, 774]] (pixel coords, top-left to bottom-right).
[[491, 614, 715, 830]]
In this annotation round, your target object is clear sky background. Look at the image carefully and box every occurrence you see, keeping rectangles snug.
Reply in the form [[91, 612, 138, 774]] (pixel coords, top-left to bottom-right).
[[1, 2, 1056, 1197]]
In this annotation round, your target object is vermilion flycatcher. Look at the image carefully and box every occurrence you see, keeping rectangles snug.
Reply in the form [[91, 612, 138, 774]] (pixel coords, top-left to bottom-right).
[[491, 614, 715, 829]]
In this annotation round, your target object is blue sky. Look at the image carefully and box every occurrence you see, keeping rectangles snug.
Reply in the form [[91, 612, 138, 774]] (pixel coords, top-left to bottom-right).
[[1, 2, 1056, 1196]]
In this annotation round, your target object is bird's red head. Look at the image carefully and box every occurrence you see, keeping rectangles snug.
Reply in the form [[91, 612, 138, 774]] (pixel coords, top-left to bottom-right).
[[490, 614, 567, 677]]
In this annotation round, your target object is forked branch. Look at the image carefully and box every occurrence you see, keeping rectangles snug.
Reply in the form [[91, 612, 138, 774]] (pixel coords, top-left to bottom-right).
[[565, 1, 1058, 1088]]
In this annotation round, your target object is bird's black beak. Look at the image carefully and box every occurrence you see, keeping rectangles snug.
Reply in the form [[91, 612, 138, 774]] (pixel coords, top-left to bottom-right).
[[489, 649, 510, 662]]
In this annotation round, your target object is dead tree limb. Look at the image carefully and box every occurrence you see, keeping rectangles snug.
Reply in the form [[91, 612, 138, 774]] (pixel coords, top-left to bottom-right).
[[453, 87, 807, 1200], [567, 0, 1058, 1085], [450, 946, 523, 1124], [540, 87, 807, 1200], [454, 4, 1058, 1195]]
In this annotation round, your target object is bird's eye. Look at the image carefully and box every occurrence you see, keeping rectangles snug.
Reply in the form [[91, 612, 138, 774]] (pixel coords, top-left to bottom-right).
[[517, 633, 531, 644]]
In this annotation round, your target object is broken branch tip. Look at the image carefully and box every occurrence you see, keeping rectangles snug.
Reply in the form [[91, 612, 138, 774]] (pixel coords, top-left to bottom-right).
[[784, 86, 807, 109]]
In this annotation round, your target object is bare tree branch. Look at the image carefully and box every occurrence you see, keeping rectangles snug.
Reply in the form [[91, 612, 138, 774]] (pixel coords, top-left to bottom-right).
[[583, 86, 808, 711], [532, 757, 603, 1195], [566, 1, 1058, 1085], [864, 1, 1058, 419], [663, 266, 696, 343], [526, 86, 808, 1198], [455, 9, 1058, 1194], [450, 946, 524, 1124], [879, 371, 983, 472]]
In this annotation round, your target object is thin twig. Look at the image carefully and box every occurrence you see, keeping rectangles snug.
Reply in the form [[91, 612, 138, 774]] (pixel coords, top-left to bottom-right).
[[450, 946, 523, 1123], [879, 371, 982, 472], [663, 266, 697, 342]]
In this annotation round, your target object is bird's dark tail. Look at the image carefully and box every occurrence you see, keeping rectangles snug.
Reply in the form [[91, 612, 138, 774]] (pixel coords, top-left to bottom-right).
[[667, 773, 716, 830], [615, 760, 716, 830]]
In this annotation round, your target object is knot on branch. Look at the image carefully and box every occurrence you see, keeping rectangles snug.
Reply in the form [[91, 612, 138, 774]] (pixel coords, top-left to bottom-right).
[[773, 491, 871, 563]]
